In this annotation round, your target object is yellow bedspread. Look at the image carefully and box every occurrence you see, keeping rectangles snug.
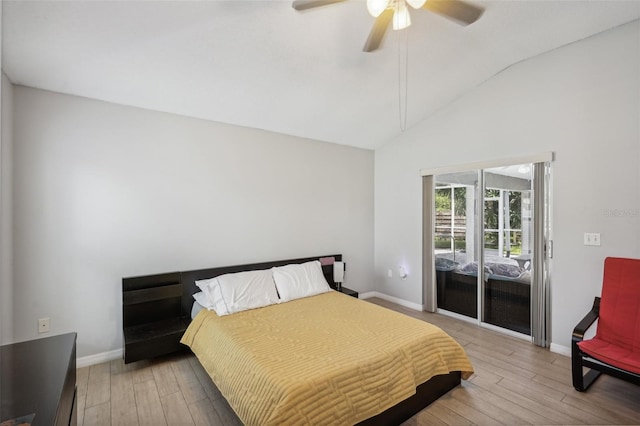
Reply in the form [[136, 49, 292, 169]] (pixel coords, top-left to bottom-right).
[[181, 291, 473, 426]]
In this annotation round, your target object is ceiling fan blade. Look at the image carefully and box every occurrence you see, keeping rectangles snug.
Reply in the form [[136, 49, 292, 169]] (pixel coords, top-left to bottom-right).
[[423, 0, 484, 25], [292, 0, 348, 11], [363, 8, 394, 52]]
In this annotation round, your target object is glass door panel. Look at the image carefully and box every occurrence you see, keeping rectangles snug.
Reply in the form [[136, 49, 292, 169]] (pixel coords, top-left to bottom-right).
[[482, 164, 533, 335], [434, 172, 478, 320]]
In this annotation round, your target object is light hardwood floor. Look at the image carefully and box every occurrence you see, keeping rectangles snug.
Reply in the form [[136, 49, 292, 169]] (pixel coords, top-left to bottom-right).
[[78, 298, 640, 425]]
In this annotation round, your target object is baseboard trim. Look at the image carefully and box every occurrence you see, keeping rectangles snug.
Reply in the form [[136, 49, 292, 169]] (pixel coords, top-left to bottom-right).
[[77, 348, 123, 368], [358, 291, 377, 300], [359, 291, 423, 311], [550, 343, 571, 357]]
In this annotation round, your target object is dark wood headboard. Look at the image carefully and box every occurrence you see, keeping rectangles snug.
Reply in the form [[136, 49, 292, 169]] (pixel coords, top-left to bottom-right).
[[179, 254, 342, 320], [120, 254, 341, 362]]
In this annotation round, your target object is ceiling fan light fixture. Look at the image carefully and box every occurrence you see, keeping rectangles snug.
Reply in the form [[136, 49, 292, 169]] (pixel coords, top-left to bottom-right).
[[406, 0, 426, 9], [392, 2, 411, 30], [367, 0, 390, 17]]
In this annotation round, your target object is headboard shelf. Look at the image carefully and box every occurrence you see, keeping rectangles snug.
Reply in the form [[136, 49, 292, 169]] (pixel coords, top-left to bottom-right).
[[125, 318, 189, 344], [122, 271, 185, 363], [123, 283, 182, 306]]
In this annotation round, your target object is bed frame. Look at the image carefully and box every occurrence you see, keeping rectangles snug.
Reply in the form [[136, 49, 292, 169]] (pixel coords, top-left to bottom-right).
[[128, 254, 462, 424]]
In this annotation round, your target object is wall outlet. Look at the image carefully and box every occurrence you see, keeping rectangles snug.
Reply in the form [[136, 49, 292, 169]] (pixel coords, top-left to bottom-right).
[[387, 269, 393, 278], [583, 233, 601, 246], [38, 318, 50, 333], [398, 266, 407, 279]]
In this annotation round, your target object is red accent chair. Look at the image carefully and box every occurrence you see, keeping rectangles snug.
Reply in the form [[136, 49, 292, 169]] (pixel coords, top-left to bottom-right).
[[572, 257, 640, 391]]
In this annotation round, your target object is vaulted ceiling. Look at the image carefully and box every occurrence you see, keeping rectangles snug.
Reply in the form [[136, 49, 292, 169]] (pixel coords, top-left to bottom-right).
[[3, 1, 640, 149]]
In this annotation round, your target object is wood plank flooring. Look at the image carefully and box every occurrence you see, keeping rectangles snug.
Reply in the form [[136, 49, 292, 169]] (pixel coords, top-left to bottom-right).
[[78, 297, 640, 425]]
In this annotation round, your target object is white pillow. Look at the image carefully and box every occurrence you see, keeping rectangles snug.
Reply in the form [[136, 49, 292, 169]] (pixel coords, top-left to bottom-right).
[[191, 294, 207, 319], [272, 260, 331, 302], [195, 269, 279, 316], [195, 277, 228, 315], [192, 291, 214, 311]]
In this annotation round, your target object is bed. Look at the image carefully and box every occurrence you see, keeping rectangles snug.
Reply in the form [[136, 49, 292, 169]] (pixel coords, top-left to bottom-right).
[[172, 254, 473, 425]]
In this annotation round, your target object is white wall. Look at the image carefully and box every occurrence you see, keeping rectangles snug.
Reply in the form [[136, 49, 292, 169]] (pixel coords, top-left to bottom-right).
[[1, 72, 14, 345], [12, 86, 374, 358], [375, 21, 640, 351]]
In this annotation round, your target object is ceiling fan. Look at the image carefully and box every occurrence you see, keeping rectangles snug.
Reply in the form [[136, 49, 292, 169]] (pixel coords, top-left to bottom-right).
[[292, 0, 484, 52]]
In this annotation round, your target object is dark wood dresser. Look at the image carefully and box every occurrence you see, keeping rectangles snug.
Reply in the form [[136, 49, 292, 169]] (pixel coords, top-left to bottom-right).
[[1, 333, 77, 426]]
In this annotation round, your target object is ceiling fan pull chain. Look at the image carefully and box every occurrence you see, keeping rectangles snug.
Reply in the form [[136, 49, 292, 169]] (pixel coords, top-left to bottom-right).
[[398, 16, 409, 132]]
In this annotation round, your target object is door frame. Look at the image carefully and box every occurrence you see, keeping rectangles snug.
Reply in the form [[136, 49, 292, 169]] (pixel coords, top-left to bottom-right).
[[421, 152, 553, 346]]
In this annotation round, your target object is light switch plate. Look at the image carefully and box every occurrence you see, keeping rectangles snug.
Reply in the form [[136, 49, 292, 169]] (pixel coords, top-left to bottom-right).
[[584, 233, 601, 246]]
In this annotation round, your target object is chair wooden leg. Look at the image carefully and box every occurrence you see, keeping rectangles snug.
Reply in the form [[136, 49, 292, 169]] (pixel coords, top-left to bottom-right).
[[573, 362, 602, 392], [572, 339, 603, 392], [572, 346, 602, 391], [580, 368, 602, 391]]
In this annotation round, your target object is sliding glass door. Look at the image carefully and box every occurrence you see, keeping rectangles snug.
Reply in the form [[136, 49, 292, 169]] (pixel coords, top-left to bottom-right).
[[425, 155, 551, 345]]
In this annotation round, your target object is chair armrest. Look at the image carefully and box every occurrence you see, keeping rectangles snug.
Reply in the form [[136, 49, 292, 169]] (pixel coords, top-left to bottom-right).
[[572, 297, 600, 342], [571, 296, 603, 391]]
